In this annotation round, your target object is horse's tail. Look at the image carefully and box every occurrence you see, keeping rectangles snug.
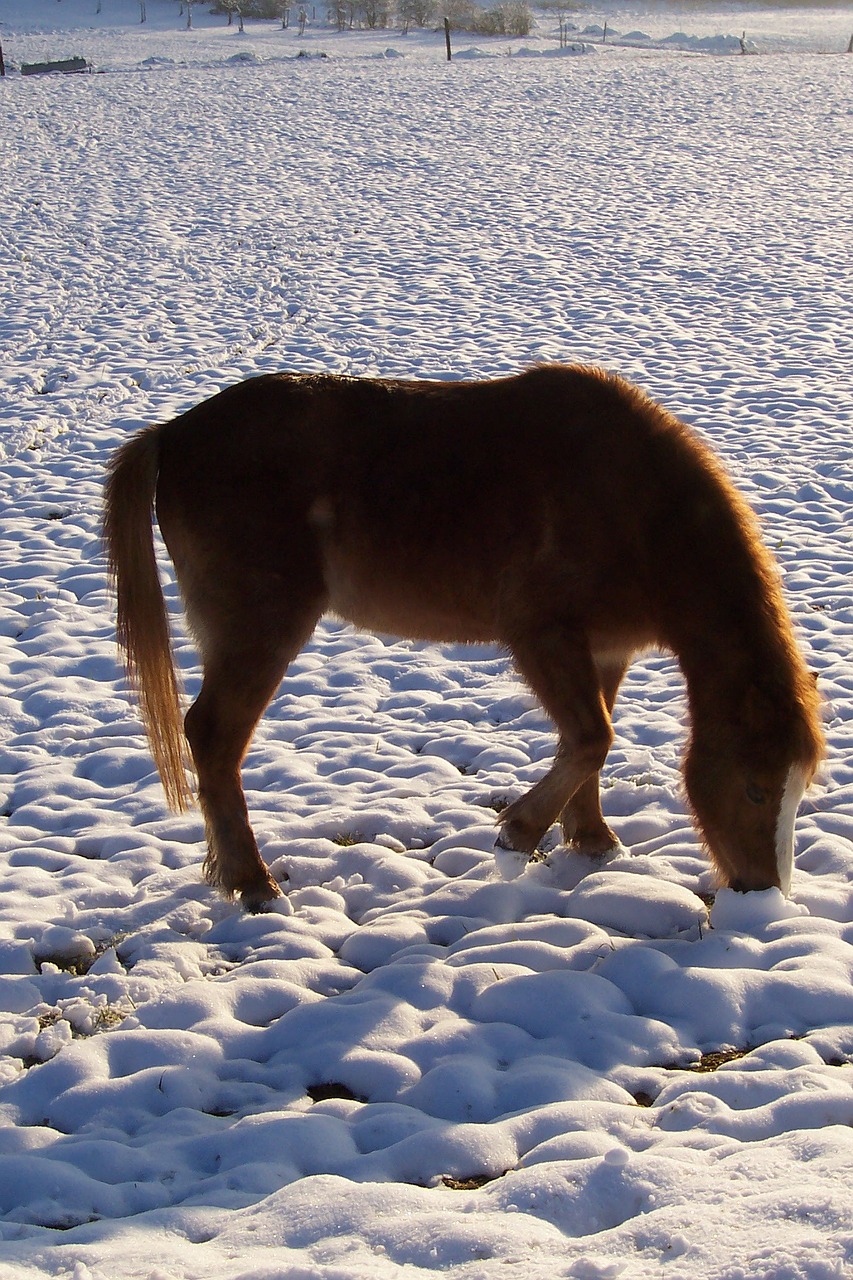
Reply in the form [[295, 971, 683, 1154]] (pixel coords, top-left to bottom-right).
[[103, 426, 193, 812]]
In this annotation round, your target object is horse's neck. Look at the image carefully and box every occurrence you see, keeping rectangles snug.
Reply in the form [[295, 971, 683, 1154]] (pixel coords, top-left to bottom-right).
[[659, 562, 795, 729]]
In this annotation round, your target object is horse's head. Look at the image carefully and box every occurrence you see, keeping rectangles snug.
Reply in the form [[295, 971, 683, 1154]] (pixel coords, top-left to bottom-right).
[[681, 732, 814, 901], [682, 658, 825, 896]]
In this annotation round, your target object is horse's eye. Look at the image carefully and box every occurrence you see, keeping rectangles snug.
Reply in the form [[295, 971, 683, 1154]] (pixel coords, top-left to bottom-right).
[[746, 782, 768, 805]]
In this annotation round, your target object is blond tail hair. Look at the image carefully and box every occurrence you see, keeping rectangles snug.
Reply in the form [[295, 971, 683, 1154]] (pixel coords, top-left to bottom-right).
[[103, 427, 193, 811]]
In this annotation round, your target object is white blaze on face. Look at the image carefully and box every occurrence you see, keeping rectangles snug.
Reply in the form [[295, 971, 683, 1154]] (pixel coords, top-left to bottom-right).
[[775, 765, 807, 896]]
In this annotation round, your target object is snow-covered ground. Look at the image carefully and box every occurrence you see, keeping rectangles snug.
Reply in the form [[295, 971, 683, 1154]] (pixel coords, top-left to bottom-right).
[[1, 2, 852, 1276]]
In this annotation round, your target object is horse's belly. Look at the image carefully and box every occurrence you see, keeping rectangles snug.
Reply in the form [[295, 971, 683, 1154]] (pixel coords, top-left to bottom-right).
[[326, 581, 498, 644], [322, 551, 499, 645], [316, 504, 657, 651]]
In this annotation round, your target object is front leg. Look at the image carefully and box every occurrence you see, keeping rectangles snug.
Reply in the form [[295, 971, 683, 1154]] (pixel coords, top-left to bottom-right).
[[497, 622, 616, 859], [559, 775, 620, 854], [559, 656, 627, 854]]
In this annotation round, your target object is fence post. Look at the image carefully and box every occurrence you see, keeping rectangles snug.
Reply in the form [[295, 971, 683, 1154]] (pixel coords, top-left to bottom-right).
[[444, 16, 452, 60], [0, 41, 5, 77]]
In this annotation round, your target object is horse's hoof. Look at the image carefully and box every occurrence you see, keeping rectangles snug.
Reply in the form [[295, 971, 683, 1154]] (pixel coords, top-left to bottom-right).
[[240, 880, 282, 913], [565, 833, 621, 858], [493, 833, 529, 881]]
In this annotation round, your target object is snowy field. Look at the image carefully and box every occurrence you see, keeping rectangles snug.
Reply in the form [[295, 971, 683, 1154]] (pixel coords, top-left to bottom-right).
[[1, 1, 853, 1276]]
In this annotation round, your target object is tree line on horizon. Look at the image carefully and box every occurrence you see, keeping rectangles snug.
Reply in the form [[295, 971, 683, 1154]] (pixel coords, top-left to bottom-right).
[[211, 0, 535, 35]]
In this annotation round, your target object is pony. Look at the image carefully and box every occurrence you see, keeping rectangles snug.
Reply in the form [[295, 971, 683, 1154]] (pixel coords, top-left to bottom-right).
[[103, 365, 824, 910]]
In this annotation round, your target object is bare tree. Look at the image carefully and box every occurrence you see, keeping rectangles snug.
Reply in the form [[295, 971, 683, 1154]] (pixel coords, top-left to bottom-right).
[[399, 0, 436, 29], [357, 0, 390, 28]]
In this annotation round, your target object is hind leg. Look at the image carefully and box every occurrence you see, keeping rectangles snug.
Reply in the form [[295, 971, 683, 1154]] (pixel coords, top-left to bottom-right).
[[498, 623, 615, 856], [559, 658, 627, 854], [184, 603, 321, 909]]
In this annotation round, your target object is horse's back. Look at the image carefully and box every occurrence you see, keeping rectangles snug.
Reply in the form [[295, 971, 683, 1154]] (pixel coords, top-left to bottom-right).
[[314, 366, 667, 643], [148, 366, 717, 649]]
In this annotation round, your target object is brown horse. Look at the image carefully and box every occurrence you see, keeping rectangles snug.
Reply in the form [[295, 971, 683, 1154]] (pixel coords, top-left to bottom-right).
[[103, 365, 824, 910]]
